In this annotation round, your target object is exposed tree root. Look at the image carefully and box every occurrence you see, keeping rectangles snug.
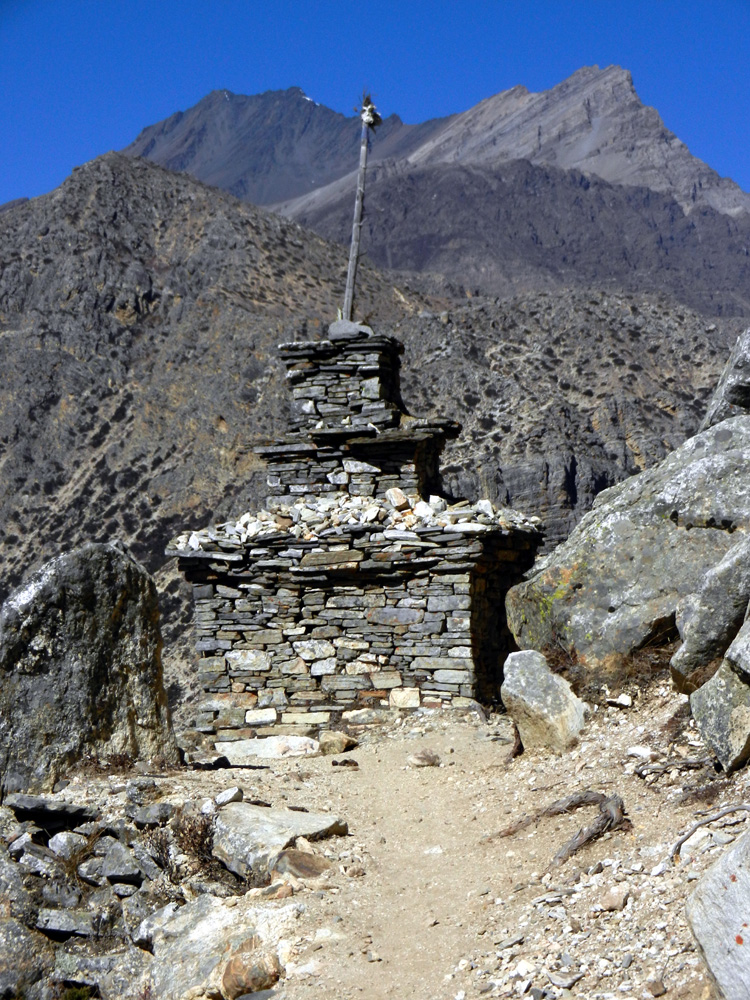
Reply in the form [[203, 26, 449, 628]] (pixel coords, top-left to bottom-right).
[[508, 723, 524, 761], [635, 757, 710, 778], [486, 790, 629, 867], [550, 794, 628, 868], [669, 803, 750, 861]]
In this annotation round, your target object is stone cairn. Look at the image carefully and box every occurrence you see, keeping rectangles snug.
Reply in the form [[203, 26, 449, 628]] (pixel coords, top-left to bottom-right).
[[167, 321, 540, 740]]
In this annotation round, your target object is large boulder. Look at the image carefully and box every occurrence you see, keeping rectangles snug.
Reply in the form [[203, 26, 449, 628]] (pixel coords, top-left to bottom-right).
[[689, 617, 750, 772], [506, 417, 750, 673], [212, 802, 348, 877], [686, 828, 750, 999], [500, 650, 586, 751], [143, 894, 297, 1000], [0, 542, 178, 793]]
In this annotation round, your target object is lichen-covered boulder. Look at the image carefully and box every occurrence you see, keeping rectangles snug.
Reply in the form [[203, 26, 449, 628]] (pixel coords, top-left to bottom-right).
[[506, 417, 750, 674], [0, 542, 178, 793]]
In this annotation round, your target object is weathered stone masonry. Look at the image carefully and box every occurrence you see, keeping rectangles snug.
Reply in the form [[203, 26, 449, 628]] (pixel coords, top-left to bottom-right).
[[168, 321, 540, 737]]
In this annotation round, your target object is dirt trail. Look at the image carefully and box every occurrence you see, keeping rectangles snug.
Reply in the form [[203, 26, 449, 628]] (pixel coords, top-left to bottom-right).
[[308, 728, 506, 998], [70, 674, 747, 999], [263, 677, 744, 1000]]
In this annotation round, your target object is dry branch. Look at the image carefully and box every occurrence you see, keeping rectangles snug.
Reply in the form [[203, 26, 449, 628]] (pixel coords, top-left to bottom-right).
[[551, 794, 628, 868], [669, 803, 750, 861], [486, 790, 629, 867], [490, 790, 611, 839]]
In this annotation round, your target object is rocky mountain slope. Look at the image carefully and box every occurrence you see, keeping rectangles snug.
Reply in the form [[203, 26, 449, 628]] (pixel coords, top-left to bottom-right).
[[0, 153, 415, 689], [0, 153, 741, 698], [285, 158, 750, 315], [123, 67, 750, 313], [395, 294, 738, 540]]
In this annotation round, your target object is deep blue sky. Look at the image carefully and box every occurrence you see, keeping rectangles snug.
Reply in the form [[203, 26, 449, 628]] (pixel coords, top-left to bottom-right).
[[3, 0, 750, 205]]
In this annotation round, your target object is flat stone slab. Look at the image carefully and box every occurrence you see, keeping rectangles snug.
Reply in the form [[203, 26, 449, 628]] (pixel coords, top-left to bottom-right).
[[4, 794, 98, 829], [214, 735, 320, 762], [686, 828, 750, 999], [36, 907, 95, 937], [212, 802, 348, 876]]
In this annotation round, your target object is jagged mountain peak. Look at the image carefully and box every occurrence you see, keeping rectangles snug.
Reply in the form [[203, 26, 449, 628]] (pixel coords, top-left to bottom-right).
[[124, 84, 427, 205], [404, 63, 749, 217]]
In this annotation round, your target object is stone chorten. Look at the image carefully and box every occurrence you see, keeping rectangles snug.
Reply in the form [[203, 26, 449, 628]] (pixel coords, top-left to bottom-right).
[[168, 321, 540, 741]]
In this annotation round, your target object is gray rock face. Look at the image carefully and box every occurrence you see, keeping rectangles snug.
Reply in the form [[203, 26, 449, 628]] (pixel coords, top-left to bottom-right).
[[144, 894, 297, 1000], [690, 659, 750, 772], [0, 918, 55, 996], [725, 618, 750, 682], [500, 650, 586, 751], [0, 542, 177, 792], [212, 802, 347, 877], [507, 417, 750, 673], [700, 328, 750, 430], [671, 535, 750, 691], [686, 828, 750, 998]]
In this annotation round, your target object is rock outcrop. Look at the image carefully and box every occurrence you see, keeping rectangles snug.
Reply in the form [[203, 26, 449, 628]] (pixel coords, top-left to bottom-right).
[[0, 542, 177, 792], [700, 328, 750, 430], [686, 829, 750, 999], [145, 894, 296, 1000], [689, 661, 750, 772], [670, 534, 750, 691]]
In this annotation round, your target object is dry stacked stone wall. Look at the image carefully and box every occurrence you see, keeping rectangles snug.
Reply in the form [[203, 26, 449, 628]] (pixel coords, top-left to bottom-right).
[[168, 321, 540, 737]]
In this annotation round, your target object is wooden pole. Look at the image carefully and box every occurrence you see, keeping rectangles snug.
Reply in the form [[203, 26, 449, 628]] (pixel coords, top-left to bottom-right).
[[343, 121, 369, 322]]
